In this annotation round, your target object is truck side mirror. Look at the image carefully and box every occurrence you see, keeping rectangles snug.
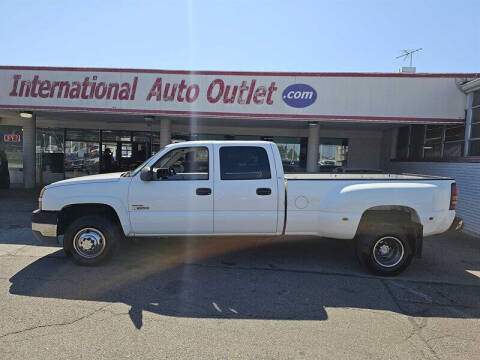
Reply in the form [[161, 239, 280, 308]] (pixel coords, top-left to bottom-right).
[[156, 167, 175, 179], [140, 166, 153, 181]]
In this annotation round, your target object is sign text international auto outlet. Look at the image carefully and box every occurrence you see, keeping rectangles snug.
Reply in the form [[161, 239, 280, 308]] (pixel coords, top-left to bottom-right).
[[0, 66, 468, 123]]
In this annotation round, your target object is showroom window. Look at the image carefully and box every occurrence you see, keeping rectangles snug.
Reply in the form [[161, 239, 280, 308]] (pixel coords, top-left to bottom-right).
[[395, 126, 410, 159], [423, 125, 443, 159], [443, 124, 465, 157], [318, 138, 348, 172], [395, 123, 467, 160], [272, 136, 307, 173], [36, 128, 65, 184], [65, 129, 100, 178], [101, 130, 151, 173], [410, 125, 427, 160], [468, 90, 480, 156]]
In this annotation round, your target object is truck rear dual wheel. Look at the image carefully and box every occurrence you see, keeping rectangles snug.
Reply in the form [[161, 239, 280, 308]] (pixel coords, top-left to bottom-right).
[[64, 215, 120, 265], [356, 224, 413, 276]]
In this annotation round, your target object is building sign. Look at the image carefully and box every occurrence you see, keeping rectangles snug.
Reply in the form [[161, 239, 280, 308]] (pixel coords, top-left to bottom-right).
[[282, 84, 317, 108], [0, 66, 473, 123], [3, 134, 21, 142]]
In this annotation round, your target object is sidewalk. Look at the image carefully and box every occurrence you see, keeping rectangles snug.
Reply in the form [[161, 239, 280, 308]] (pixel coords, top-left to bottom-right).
[[0, 188, 39, 229]]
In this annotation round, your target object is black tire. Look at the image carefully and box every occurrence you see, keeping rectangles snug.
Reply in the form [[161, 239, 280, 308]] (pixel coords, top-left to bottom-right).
[[356, 223, 413, 276], [64, 215, 120, 265]]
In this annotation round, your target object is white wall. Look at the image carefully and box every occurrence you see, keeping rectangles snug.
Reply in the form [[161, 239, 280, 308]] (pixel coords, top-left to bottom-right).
[[380, 129, 480, 237], [388, 161, 480, 237]]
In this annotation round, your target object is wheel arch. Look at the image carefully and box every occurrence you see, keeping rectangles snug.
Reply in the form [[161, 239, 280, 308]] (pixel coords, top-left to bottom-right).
[[58, 203, 127, 237], [355, 205, 423, 257]]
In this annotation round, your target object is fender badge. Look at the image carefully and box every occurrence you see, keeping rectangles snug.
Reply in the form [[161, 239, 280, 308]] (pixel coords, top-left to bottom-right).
[[132, 204, 149, 210]]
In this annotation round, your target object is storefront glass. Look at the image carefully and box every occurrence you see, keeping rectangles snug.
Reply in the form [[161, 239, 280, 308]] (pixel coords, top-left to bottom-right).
[[102, 130, 131, 142], [410, 125, 426, 160], [395, 124, 467, 160], [444, 124, 465, 157], [0, 125, 23, 187], [444, 142, 464, 157], [272, 136, 306, 173], [395, 126, 410, 159], [66, 129, 100, 142], [101, 130, 151, 173], [469, 140, 480, 156], [101, 142, 118, 172], [132, 132, 151, 143], [469, 106, 480, 156], [424, 125, 443, 159], [36, 128, 64, 184], [318, 138, 348, 171], [65, 129, 100, 178]]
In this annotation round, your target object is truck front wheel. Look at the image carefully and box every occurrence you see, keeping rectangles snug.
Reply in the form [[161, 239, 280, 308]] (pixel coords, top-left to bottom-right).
[[356, 224, 413, 276], [64, 215, 119, 265]]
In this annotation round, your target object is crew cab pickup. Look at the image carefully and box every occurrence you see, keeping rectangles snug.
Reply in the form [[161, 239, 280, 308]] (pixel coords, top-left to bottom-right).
[[32, 141, 462, 275]]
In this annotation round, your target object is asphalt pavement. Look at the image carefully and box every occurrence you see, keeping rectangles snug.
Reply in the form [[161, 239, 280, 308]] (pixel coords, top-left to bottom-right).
[[1, 189, 479, 359]]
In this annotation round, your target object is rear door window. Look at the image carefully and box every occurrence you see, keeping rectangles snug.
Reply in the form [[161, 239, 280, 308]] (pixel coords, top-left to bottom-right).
[[220, 146, 271, 180]]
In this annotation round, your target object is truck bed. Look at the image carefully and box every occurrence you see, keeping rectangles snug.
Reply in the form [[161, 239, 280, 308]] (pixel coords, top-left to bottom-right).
[[284, 173, 453, 180]]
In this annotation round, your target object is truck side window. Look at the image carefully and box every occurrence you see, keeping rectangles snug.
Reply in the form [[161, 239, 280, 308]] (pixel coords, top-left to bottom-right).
[[152, 147, 209, 180], [220, 146, 271, 180]]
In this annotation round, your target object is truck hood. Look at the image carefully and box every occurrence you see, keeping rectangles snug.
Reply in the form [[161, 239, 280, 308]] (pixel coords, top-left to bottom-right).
[[46, 172, 125, 188]]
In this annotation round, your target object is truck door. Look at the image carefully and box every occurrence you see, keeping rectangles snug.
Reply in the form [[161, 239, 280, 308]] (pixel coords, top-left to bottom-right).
[[213, 144, 278, 233], [128, 144, 213, 235]]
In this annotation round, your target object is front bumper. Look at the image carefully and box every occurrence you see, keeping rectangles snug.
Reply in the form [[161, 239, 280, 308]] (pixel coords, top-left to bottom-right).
[[32, 209, 59, 245]]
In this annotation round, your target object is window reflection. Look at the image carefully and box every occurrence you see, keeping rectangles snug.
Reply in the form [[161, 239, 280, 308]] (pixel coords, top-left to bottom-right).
[[274, 137, 306, 173], [318, 138, 348, 172], [64, 128, 100, 178], [65, 141, 100, 178], [36, 128, 64, 184]]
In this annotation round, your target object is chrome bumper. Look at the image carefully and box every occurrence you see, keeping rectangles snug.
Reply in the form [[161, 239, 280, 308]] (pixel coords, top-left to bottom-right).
[[31, 209, 59, 245], [32, 222, 57, 236]]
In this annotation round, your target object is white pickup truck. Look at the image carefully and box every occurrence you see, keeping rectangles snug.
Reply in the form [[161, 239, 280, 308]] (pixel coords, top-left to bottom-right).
[[32, 141, 462, 275]]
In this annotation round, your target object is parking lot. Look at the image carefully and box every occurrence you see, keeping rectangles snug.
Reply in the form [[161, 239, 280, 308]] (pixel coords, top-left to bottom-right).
[[1, 189, 479, 359]]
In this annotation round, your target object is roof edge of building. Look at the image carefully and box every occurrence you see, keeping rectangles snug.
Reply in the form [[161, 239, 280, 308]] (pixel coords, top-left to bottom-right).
[[0, 65, 479, 79]]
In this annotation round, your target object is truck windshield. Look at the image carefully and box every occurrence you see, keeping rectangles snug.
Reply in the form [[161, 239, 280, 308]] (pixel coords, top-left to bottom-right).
[[125, 151, 162, 177]]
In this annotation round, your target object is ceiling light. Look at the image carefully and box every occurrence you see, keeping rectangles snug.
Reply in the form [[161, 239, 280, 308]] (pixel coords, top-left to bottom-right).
[[20, 111, 33, 118]]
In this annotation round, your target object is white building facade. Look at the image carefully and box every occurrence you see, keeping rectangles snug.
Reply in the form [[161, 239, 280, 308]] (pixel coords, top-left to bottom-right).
[[0, 66, 478, 235]]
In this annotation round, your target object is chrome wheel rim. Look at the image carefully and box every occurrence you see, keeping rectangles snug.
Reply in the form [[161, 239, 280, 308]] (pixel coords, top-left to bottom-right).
[[372, 236, 404, 268], [73, 227, 106, 259]]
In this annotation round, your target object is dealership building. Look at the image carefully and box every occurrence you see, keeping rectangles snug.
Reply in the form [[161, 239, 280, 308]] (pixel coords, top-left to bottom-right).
[[0, 66, 479, 235]]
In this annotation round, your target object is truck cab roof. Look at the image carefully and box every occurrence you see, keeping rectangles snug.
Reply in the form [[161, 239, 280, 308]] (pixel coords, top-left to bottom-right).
[[167, 140, 274, 146]]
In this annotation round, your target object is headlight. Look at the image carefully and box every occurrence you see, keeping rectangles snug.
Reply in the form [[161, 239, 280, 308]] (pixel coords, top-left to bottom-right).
[[39, 187, 46, 210]]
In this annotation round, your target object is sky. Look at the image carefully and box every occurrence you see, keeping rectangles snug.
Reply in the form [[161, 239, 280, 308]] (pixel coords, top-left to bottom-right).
[[0, 0, 479, 73]]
